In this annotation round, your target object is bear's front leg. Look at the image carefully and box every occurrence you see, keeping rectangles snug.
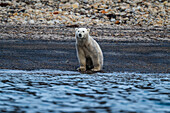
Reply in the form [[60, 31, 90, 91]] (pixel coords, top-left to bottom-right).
[[77, 45, 86, 72], [77, 56, 86, 71], [77, 66, 86, 72]]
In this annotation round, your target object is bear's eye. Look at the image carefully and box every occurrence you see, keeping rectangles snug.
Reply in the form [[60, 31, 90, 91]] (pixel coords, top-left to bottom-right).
[[82, 31, 84, 33]]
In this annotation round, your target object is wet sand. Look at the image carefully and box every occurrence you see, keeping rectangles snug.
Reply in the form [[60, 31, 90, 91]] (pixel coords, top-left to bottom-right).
[[0, 40, 169, 73]]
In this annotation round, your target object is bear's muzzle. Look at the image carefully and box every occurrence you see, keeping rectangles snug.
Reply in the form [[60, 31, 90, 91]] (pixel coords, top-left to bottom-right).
[[79, 34, 82, 38]]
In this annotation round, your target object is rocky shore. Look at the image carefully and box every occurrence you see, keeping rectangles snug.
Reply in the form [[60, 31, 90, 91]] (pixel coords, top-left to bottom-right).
[[0, 0, 169, 27]]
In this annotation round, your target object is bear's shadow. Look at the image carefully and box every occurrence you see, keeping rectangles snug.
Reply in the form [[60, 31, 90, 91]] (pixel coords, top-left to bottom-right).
[[78, 70, 105, 74]]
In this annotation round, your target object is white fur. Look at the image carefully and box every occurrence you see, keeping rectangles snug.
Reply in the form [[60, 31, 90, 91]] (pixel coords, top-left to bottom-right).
[[75, 28, 103, 72]]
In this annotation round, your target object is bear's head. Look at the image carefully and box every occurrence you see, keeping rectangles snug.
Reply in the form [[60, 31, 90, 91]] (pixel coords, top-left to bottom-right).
[[75, 28, 90, 39]]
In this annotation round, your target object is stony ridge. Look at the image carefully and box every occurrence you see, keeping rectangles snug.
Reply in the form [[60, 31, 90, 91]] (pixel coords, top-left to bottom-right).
[[0, 0, 169, 27]]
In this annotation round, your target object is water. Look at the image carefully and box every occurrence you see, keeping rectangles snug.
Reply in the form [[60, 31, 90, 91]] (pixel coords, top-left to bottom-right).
[[0, 69, 169, 113]]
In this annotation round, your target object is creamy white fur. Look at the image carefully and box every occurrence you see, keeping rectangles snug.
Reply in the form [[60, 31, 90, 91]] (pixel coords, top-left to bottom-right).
[[75, 28, 103, 71]]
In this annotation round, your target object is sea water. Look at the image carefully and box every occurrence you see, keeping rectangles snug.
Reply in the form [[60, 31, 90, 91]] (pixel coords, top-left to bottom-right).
[[0, 69, 169, 113]]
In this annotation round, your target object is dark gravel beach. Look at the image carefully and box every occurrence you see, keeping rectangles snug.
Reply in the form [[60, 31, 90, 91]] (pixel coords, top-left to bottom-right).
[[0, 39, 169, 73]]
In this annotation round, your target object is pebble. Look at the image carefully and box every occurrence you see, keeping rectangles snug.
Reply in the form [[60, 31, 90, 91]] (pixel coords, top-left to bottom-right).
[[72, 3, 79, 9], [0, 0, 169, 27], [111, 18, 115, 22], [29, 20, 35, 24]]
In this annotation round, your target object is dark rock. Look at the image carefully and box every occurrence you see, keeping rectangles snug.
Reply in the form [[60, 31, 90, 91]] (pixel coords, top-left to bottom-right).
[[18, 9, 26, 13], [0, 2, 10, 7], [106, 14, 116, 20], [8, 10, 15, 14], [66, 24, 79, 28]]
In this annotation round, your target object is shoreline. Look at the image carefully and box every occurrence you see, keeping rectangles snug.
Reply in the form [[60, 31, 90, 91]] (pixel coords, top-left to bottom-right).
[[0, 39, 169, 73]]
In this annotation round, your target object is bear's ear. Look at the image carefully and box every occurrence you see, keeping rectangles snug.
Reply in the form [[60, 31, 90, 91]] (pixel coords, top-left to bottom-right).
[[75, 28, 78, 31], [87, 28, 90, 32]]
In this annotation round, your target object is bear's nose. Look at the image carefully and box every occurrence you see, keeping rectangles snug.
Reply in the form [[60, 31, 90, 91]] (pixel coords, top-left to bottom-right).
[[79, 34, 82, 37]]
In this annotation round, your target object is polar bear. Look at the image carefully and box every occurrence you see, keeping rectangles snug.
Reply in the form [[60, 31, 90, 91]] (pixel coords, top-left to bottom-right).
[[75, 28, 103, 72]]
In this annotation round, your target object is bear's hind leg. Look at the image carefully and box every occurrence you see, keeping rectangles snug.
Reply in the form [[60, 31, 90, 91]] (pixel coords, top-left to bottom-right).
[[91, 57, 102, 72], [91, 66, 101, 72]]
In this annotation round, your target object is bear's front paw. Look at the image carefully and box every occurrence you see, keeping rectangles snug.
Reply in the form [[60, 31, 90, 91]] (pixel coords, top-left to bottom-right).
[[77, 67, 86, 72]]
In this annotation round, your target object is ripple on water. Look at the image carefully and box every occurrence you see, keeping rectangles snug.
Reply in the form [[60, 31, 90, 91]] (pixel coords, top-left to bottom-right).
[[0, 69, 169, 113]]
